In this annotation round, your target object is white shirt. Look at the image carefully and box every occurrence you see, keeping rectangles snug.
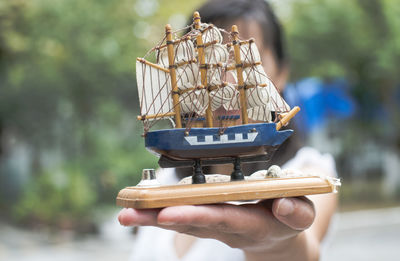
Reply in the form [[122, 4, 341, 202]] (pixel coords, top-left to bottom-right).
[[129, 147, 337, 261]]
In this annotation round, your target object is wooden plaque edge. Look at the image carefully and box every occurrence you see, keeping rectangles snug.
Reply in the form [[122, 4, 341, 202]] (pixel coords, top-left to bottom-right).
[[116, 176, 339, 209]]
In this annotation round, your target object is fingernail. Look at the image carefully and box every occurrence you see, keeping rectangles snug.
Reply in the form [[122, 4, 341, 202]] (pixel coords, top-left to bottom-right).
[[276, 198, 294, 216]]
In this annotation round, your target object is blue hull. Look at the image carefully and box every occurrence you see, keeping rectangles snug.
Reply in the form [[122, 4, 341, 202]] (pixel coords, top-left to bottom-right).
[[145, 123, 293, 161]]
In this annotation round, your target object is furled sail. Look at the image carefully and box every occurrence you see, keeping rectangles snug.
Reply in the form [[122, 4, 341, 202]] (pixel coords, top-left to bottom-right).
[[201, 24, 223, 44], [224, 84, 269, 112], [178, 25, 231, 113], [204, 44, 228, 64], [180, 89, 209, 115], [175, 63, 200, 91], [158, 40, 196, 67], [210, 84, 238, 111], [204, 43, 229, 87], [158, 40, 200, 91], [136, 60, 173, 119]]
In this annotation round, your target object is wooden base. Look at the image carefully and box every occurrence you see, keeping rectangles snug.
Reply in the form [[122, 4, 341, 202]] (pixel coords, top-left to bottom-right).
[[116, 176, 339, 209]]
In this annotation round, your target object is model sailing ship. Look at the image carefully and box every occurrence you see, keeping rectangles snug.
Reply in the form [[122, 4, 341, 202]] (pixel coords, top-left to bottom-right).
[[116, 12, 340, 209], [136, 12, 299, 182]]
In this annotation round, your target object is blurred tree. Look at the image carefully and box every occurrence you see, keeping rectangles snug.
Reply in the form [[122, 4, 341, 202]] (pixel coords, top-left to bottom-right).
[[0, 0, 200, 229], [284, 0, 400, 145], [280, 0, 400, 198]]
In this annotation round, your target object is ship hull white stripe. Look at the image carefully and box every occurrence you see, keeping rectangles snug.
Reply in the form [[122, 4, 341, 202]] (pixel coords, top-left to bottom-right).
[[184, 132, 258, 146]]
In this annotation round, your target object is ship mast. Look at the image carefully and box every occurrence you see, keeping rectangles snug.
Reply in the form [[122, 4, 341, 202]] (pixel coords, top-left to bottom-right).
[[193, 11, 213, 128], [165, 24, 182, 128], [231, 25, 249, 124]]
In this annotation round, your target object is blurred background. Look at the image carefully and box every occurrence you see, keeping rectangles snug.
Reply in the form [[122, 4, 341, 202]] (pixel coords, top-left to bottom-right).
[[0, 0, 399, 260]]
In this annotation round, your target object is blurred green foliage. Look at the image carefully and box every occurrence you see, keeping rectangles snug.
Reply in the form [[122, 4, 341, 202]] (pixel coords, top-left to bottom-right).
[[0, 0, 200, 228], [283, 0, 400, 187], [282, 0, 400, 205], [285, 0, 400, 138], [0, 0, 399, 229]]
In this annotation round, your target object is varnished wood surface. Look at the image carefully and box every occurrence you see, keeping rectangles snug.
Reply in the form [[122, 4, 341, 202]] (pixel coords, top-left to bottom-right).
[[116, 176, 337, 209], [193, 11, 213, 127], [231, 25, 249, 125], [276, 106, 300, 130], [165, 24, 182, 128]]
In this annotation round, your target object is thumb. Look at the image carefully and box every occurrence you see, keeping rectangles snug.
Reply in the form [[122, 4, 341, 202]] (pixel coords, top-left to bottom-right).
[[272, 197, 315, 230]]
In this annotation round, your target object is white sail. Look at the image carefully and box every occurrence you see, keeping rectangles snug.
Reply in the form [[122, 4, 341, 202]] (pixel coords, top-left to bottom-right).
[[267, 84, 291, 112], [156, 39, 200, 91], [204, 44, 229, 86], [261, 75, 290, 113], [239, 42, 261, 64], [220, 71, 240, 110], [201, 24, 223, 44], [245, 82, 290, 113], [225, 91, 274, 122], [210, 84, 238, 111], [222, 85, 271, 112], [224, 64, 290, 116], [246, 86, 270, 108], [136, 60, 173, 119], [222, 87, 240, 111], [243, 65, 265, 86], [204, 44, 229, 64], [175, 63, 200, 90], [179, 89, 209, 115], [243, 65, 270, 109], [247, 106, 272, 122], [158, 40, 196, 68], [244, 65, 290, 112], [206, 67, 224, 87]]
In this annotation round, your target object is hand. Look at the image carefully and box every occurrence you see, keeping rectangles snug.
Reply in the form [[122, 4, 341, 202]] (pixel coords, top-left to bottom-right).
[[118, 197, 318, 261]]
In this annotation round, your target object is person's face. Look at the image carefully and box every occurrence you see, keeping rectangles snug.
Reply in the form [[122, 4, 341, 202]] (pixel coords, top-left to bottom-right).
[[232, 20, 288, 93]]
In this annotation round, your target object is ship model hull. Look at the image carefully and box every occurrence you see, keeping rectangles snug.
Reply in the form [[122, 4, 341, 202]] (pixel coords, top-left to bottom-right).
[[145, 123, 293, 164]]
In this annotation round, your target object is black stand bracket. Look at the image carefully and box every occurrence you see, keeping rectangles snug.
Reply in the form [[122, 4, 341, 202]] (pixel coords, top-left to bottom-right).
[[192, 159, 206, 184], [230, 158, 244, 181]]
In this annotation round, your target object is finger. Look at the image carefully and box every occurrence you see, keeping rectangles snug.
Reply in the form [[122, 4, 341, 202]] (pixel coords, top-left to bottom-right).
[[157, 204, 273, 235], [118, 208, 160, 226], [272, 197, 315, 230]]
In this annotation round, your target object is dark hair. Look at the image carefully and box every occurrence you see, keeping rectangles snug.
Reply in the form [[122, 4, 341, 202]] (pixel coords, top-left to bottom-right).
[[195, 0, 287, 70]]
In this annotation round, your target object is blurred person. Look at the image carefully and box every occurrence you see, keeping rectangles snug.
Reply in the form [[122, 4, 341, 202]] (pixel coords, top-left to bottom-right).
[[118, 0, 337, 260]]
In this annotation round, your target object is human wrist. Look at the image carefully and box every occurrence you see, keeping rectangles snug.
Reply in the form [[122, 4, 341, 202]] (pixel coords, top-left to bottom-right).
[[244, 230, 320, 261]]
